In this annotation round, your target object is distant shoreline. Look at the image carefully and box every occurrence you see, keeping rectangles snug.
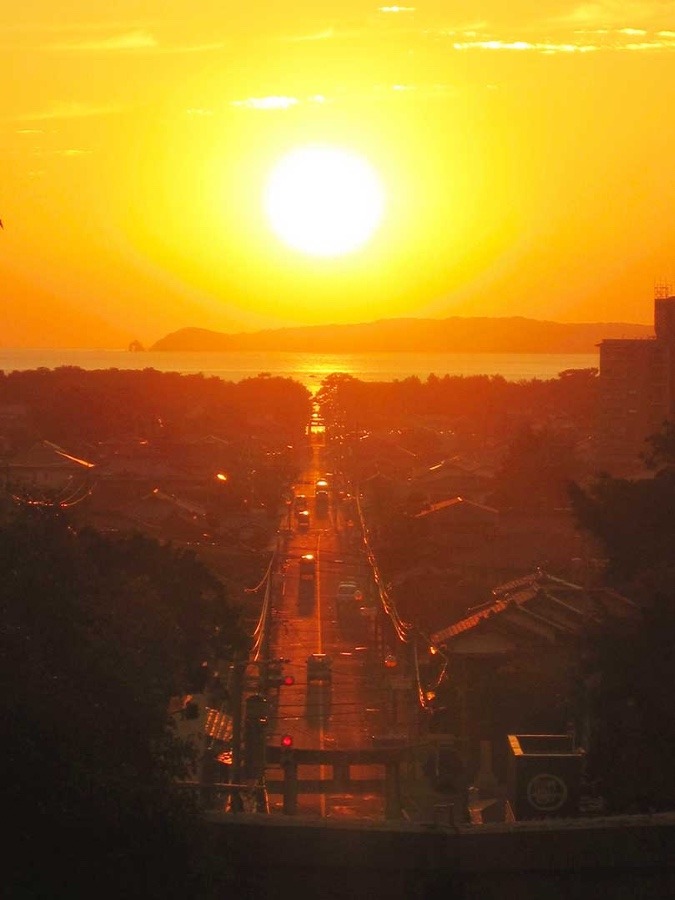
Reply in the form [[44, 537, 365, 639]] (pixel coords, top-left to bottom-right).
[[149, 316, 653, 355]]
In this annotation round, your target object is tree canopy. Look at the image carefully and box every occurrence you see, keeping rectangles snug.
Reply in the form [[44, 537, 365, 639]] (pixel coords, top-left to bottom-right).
[[0, 367, 311, 447], [1, 505, 247, 895], [569, 470, 675, 583], [569, 446, 675, 813], [316, 369, 598, 450]]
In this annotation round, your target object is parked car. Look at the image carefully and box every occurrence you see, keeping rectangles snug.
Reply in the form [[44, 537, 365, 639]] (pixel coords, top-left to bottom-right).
[[336, 580, 359, 603], [294, 494, 309, 515]]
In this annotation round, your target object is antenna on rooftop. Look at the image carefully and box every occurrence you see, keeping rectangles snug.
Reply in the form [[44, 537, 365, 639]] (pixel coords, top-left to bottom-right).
[[654, 279, 672, 300]]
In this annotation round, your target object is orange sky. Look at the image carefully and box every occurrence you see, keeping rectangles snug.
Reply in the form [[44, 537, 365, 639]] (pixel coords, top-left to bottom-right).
[[2, 2, 675, 347]]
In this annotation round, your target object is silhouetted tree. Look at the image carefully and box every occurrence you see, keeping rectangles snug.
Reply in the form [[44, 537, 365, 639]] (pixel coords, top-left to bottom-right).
[[1, 506, 246, 896], [643, 420, 675, 471], [490, 424, 581, 511], [569, 454, 675, 812], [0, 367, 310, 447], [580, 584, 675, 812], [317, 369, 598, 457], [569, 470, 675, 583]]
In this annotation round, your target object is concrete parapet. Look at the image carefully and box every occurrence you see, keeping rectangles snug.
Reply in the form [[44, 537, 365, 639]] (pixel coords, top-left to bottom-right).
[[202, 811, 675, 899]]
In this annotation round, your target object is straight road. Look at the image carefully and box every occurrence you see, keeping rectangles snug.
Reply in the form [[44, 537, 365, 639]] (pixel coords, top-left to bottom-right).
[[265, 428, 390, 819]]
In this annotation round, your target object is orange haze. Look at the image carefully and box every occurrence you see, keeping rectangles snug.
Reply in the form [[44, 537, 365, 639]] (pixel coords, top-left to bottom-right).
[[1, 2, 674, 347]]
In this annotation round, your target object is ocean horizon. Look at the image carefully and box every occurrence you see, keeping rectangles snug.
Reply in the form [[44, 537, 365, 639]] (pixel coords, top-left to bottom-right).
[[0, 348, 599, 395]]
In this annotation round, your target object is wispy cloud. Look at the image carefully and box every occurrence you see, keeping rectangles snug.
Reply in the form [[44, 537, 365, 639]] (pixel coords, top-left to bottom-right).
[[161, 41, 228, 54], [0, 19, 155, 35], [15, 102, 122, 122], [451, 34, 675, 52], [229, 83, 468, 110], [622, 39, 675, 49], [231, 96, 299, 110], [555, 1, 675, 28], [452, 38, 600, 53], [49, 30, 158, 51], [284, 28, 336, 42], [45, 29, 227, 54], [230, 95, 327, 110], [440, 19, 675, 55]]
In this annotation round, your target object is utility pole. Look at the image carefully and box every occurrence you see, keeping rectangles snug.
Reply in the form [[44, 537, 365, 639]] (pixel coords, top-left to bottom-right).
[[229, 656, 245, 811], [229, 655, 289, 812]]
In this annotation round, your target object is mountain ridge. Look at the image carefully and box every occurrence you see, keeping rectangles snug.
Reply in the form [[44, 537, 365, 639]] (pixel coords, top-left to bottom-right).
[[150, 316, 653, 354]]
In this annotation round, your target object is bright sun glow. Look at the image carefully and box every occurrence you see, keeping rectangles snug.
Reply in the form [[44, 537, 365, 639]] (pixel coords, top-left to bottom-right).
[[263, 145, 385, 258]]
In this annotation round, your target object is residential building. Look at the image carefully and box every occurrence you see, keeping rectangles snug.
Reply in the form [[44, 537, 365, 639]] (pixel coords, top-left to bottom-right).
[[597, 295, 675, 474]]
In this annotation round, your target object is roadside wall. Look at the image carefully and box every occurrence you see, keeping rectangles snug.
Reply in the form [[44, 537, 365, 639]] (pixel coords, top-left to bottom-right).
[[201, 812, 675, 899]]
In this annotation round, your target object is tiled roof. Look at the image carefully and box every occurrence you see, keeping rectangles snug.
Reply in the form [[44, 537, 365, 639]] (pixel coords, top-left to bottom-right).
[[413, 457, 490, 482], [430, 570, 637, 648], [431, 598, 511, 644], [414, 496, 499, 519], [10, 439, 96, 469]]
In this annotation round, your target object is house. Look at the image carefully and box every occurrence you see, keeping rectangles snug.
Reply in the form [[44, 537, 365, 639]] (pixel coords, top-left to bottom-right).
[[414, 497, 499, 547], [124, 489, 214, 543], [425, 570, 637, 779], [391, 495, 590, 586], [430, 569, 637, 653], [347, 432, 419, 481], [407, 457, 494, 505], [7, 440, 96, 502], [359, 471, 406, 521]]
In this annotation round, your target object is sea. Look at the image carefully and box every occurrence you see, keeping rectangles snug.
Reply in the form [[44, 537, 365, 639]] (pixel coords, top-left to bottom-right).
[[0, 348, 598, 396]]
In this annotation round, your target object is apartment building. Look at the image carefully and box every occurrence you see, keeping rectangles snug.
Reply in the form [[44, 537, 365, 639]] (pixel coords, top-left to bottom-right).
[[597, 297, 674, 475]]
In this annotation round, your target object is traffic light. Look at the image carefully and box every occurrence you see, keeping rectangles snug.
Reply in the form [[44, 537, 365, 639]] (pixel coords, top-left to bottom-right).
[[266, 658, 291, 682], [265, 673, 295, 689], [243, 716, 267, 779], [280, 733, 294, 765], [245, 693, 269, 725]]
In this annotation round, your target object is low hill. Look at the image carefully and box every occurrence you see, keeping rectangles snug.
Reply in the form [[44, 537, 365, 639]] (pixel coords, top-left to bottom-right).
[[150, 316, 653, 354]]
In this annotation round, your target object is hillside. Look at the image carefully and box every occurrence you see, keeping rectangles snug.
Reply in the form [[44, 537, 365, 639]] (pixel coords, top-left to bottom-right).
[[150, 316, 653, 354]]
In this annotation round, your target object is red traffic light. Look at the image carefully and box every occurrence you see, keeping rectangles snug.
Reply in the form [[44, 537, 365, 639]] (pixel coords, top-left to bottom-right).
[[280, 734, 294, 748], [267, 673, 295, 688]]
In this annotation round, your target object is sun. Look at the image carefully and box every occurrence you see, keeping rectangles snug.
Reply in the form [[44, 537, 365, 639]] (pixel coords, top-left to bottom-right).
[[263, 145, 385, 258]]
